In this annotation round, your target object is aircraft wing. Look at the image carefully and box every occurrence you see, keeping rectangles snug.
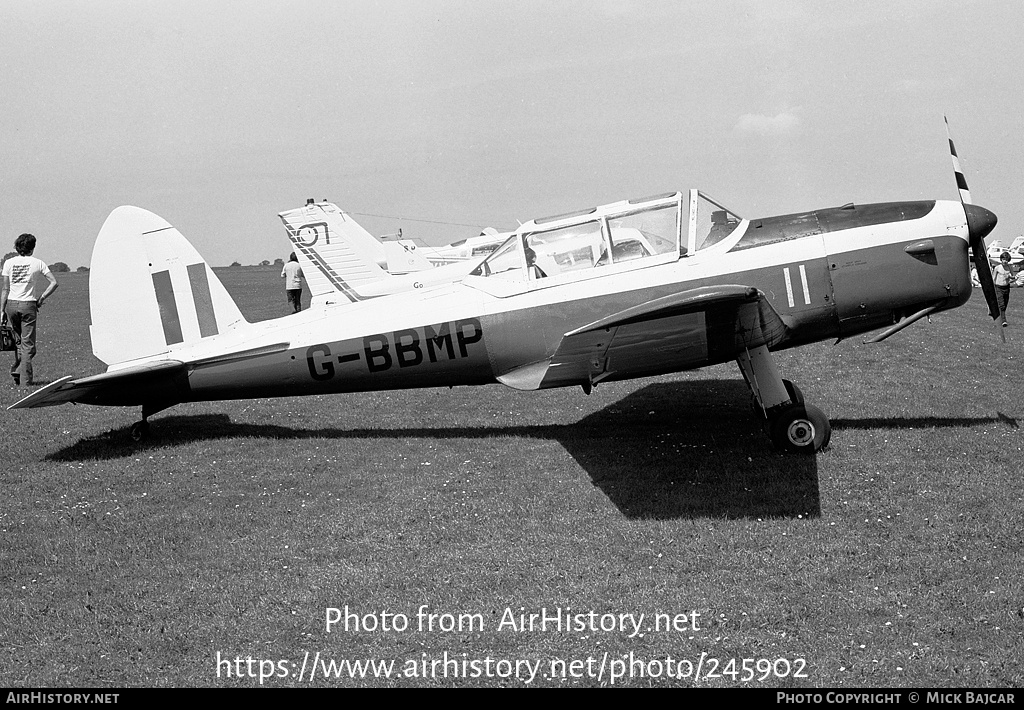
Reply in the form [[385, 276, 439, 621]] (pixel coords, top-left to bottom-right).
[[497, 285, 790, 390], [8, 360, 187, 410]]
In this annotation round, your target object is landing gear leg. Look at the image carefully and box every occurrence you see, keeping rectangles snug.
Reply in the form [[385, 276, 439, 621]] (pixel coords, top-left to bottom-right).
[[737, 345, 830, 454], [750, 379, 804, 419]]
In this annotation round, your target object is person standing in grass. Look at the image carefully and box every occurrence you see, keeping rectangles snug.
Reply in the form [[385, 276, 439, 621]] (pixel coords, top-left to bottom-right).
[[992, 251, 1022, 327], [1, 233, 59, 386], [281, 252, 304, 313]]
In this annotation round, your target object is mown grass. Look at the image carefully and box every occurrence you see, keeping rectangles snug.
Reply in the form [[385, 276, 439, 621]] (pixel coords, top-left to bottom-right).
[[1, 270, 1021, 687]]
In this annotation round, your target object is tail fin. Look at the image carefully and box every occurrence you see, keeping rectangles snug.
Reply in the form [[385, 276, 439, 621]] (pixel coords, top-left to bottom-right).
[[90, 206, 248, 367], [277, 201, 390, 303]]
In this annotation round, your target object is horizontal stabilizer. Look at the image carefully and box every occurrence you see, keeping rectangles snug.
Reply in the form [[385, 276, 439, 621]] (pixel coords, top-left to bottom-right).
[[8, 361, 187, 410], [7, 376, 77, 409]]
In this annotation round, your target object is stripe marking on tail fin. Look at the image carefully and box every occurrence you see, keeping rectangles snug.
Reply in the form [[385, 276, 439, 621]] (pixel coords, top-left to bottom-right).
[[152, 270, 184, 345], [188, 263, 219, 338]]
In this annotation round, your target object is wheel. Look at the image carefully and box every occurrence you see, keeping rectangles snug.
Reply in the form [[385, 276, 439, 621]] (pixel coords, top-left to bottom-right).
[[783, 379, 804, 405], [129, 420, 150, 443], [768, 403, 831, 454]]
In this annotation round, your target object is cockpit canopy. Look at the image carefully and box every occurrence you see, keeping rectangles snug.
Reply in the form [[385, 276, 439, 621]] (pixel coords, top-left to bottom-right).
[[471, 191, 741, 282]]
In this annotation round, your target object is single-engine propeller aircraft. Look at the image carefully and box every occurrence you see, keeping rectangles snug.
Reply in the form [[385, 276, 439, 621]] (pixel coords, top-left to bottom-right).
[[10, 122, 1000, 453]]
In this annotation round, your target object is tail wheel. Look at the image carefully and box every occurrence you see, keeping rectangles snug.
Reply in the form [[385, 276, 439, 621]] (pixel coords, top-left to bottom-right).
[[129, 420, 150, 443], [769, 403, 831, 454]]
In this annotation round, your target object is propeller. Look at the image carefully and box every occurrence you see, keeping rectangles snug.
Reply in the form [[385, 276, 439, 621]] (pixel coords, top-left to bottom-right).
[[946, 117, 999, 319]]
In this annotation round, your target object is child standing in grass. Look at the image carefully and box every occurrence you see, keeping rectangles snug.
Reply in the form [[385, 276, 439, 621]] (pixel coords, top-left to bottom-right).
[[992, 252, 1022, 327]]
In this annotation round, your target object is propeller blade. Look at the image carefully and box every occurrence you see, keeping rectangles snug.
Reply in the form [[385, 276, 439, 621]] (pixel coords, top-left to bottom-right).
[[971, 227, 1001, 320], [946, 117, 1000, 319], [946, 116, 972, 204]]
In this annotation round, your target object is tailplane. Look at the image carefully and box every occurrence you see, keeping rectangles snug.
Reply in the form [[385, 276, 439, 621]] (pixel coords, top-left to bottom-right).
[[90, 206, 248, 367]]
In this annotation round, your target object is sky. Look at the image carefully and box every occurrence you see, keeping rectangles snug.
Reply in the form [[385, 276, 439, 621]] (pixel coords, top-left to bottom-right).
[[1, 0, 1021, 268]]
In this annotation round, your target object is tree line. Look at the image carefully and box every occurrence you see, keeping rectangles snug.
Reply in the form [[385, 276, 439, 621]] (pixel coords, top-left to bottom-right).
[[2, 252, 86, 272], [2, 252, 286, 272]]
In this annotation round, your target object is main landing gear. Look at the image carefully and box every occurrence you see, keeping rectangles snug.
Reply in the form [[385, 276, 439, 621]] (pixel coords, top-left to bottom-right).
[[737, 345, 831, 454]]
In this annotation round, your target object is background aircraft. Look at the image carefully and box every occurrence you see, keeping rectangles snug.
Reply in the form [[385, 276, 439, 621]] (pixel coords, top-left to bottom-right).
[[278, 200, 504, 305], [10, 127, 999, 455], [388, 228, 510, 267], [986, 236, 1024, 266]]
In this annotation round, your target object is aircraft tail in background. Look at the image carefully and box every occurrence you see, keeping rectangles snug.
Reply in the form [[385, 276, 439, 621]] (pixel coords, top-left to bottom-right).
[[278, 201, 391, 304], [277, 200, 505, 302]]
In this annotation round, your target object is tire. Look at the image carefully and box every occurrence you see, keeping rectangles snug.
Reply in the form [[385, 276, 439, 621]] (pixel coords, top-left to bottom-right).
[[769, 403, 831, 454]]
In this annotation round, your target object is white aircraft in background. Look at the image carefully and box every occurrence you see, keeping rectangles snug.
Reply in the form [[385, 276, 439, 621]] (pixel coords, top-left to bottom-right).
[[389, 227, 510, 267], [986, 236, 1024, 266], [277, 200, 511, 306]]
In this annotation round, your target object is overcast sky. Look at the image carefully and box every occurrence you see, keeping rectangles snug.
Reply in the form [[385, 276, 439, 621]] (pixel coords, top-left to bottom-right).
[[1, 0, 1021, 267]]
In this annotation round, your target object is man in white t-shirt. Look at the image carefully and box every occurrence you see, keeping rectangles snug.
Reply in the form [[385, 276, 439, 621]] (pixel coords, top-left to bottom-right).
[[281, 252, 304, 313], [1, 233, 59, 385]]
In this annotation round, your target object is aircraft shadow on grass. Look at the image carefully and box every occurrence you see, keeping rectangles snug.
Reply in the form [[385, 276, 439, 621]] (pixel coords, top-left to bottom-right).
[[47, 381, 1012, 520]]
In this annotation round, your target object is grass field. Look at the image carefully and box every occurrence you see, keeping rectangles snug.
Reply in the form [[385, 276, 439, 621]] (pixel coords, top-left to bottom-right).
[[1, 269, 1022, 687]]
